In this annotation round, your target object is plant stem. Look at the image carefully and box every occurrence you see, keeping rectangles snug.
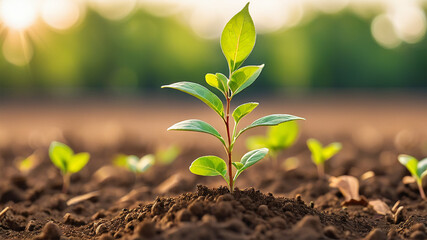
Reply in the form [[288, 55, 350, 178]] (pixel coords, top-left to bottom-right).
[[418, 180, 426, 200], [62, 173, 70, 193], [225, 96, 233, 192], [317, 163, 324, 179]]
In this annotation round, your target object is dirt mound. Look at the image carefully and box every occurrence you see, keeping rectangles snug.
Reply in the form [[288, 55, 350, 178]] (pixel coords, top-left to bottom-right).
[[89, 185, 372, 240]]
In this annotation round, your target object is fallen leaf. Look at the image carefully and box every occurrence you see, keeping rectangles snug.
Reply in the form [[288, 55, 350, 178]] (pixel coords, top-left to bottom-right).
[[360, 171, 375, 181], [402, 176, 415, 184], [0, 207, 10, 218], [391, 201, 400, 213], [329, 175, 360, 201], [369, 199, 392, 215], [67, 191, 100, 206]]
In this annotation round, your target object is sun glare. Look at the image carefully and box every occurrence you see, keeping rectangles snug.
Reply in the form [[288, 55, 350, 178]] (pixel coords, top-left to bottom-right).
[[1, 0, 38, 30]]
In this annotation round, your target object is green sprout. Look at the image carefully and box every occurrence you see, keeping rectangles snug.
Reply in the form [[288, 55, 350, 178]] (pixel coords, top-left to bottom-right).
[[126, 154, 155, 173], [246, 121, 299, 164], [113, 154, 155, 173], [398, 154, 427, 200], [49, 141, 90, 193], [307, 138, 342, 178], [155, 145, 181, 165], [162, 3, 304, 192]]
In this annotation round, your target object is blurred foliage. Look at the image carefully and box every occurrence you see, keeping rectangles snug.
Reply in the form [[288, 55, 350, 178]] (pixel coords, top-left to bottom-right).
[[1, 9, 427, 96]]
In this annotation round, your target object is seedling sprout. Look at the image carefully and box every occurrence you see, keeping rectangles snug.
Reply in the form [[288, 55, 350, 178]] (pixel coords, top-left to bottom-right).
[[398, 154, 427, 200], [49, 141, 90, 193], [162, 3, 304, 192], [246, 121, 299, 163], [307, 138, 342, 178]]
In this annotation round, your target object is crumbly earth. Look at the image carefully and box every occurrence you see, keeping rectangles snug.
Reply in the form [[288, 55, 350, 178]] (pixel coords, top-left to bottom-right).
[[1, 99, 427, 239]]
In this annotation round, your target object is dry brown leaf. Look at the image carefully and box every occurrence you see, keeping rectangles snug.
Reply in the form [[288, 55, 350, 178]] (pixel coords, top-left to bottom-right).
[[0, 207, 10, 218], [329, 175, 360, 201], [402, 176, 416, 184], [369, 199, 392, 215], [67, 191, 100, 206], [360, 171, 375, 181], [392, 201, 400, 213]]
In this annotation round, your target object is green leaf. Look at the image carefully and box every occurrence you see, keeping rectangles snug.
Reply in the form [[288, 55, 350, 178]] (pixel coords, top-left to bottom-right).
[[168, 119, 225, 146], [216, 73, 229, 89], [236, 114, 304, 139], [246, 136, 268, 151], [156, 145, 181, 164], [398, 154, 419, 179], [232, 102, 259, 124], [267, 121, 299, 149], [232, 162, 244, 170], [49, 141, 74, 173], [68, 152, 90, 173], [322, 143, 342, 161], [229, 65, 264, 96], [112, 154, 129, 168], [419, 158, 427, 179], [221, 2, 256, 73], [307, 138, 323, 165], [189, 156, 228, 182], [234, 148, 268, 181], [127, 154, 155, 173], [206, 73, 227, 96], [162, 82, 224, 118]]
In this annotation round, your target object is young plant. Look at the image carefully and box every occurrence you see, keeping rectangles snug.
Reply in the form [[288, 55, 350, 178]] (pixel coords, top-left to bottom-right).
[[162, 3, 304, 192], [398, 154, 427, 200], [155, 145, 181, 165], [307, 138, 342, 178], [126, 154, 155, 173], [246, 121, 299, 163], [113, 154, 155, 173], [49, 141, 90, 193]]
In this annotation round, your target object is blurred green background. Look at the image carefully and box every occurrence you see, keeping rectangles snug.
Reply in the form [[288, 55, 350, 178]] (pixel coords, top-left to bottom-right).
[[1, 0, 426, 97]]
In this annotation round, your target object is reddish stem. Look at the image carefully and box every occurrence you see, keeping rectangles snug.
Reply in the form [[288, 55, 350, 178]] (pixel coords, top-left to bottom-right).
[[225, 96, 233, 192]]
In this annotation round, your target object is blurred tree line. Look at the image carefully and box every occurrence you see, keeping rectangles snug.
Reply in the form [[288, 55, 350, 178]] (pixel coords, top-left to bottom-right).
[[1, 9, 426, 97]]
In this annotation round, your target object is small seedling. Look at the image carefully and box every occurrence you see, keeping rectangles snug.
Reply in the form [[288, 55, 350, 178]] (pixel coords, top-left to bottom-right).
[[246, 121, 299, 163], [16, 152, 37, 172], [156, 145, 181, 165], [162, 3, 304, 192], [307, 138, 342, 178], [126, 154, 155, 173], [398, 154, 427, 200], [49, 141, 90, 193], [113, 154, 155, 173]]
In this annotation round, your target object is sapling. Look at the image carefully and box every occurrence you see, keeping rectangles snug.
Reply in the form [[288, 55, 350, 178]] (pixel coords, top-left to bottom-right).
[[307, 138, 342, 178], [398, 154, 427, 200], [49, 141, 90, 193], [162, 3, 304, 192], [246, 121, 299, 163]]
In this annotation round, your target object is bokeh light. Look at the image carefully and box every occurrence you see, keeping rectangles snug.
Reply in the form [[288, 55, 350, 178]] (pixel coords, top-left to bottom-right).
[[0, 0, 38, 30], [90, 0, 136, 21], [2, 32, 33, 66], [389, 2, 427, 44], [41, 0, 81, 30], [371, 14, 401, 49]]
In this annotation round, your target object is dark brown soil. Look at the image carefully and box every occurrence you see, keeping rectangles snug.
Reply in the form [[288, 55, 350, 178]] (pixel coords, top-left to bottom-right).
[[1, 98, 427, 239]]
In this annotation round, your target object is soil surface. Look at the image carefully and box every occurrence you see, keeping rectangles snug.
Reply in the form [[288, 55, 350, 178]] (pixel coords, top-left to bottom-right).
[[1, 96, 427, 239]]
